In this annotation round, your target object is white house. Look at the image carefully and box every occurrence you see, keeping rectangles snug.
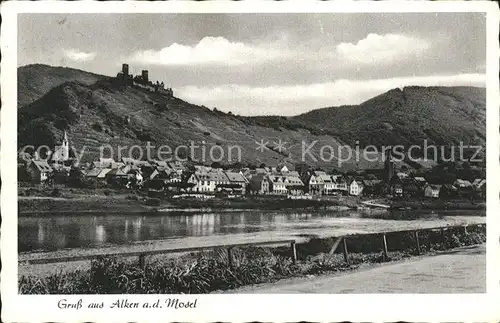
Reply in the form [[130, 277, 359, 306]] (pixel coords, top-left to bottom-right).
[[269, 175, 287, 195], [186, 173, 202, 192], [186, 169, 230, 193], [283, 175, 305, 195], [314, 171, 334, 195], [331, 175, 348, 192], [424, 184, 441, 198], [277, 165, 290, 173], [349, 179, 364, 196]]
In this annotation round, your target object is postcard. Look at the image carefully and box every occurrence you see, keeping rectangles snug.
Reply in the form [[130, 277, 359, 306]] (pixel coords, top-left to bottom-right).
[[1, 1, 499, 322]]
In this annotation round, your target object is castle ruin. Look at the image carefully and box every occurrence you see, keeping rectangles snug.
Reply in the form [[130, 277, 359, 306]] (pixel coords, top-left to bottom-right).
[[116, 63, 173, 97]]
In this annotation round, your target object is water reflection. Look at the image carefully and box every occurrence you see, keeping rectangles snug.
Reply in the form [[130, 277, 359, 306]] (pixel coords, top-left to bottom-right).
[[18, 209, 483, 252]]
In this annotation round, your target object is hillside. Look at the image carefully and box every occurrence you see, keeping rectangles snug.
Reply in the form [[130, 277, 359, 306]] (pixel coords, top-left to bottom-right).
[[17, 65, 486, 171], [290, 86, 486, 147], [18, 64, 106, 107], [18, 79, 393, 171]]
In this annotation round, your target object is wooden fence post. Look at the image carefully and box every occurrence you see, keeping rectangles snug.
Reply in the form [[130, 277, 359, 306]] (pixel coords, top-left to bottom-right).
[[414, 231, 421, 255], [291, 241, 297, 264], [138, 254, 146, 270], [227, 247, 233, 269], [327, 237, 343, 257], [440, 228, 446, 249], [342, 237, 349, 264], [382, 234, 389, 261]]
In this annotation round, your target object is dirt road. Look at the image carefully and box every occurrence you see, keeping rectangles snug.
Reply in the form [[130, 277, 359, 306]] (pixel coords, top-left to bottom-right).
[[232, 244, 486, 293]]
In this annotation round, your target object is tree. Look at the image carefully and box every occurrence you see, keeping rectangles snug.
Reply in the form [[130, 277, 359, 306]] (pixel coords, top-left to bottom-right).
[[211, 161, 222, 169]]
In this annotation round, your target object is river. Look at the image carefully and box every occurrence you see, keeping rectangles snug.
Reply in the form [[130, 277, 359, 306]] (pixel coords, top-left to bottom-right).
[[18, 209, 485, 253]]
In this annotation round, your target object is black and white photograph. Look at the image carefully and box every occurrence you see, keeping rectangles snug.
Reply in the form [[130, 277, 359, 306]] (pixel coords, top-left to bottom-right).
[[1, 1, 499, 322]]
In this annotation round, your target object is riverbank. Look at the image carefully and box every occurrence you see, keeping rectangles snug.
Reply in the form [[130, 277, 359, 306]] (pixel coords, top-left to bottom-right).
[[18, 215, 486, 272], [390, 199, 486, 210], [18, 186, 484, 215], [18, 224, 486, 294]]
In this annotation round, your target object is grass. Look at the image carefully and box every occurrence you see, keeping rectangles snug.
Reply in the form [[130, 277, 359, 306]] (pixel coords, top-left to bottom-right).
[[18, 225, 485, 294]]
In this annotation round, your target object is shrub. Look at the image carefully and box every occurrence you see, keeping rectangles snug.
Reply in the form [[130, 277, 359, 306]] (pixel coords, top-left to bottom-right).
[[91, 123, 103, 132], [103, 190, 111, 196], [145, 198, 161, 206], [18, 225, 486, 294], [50, 188, 62, 197]]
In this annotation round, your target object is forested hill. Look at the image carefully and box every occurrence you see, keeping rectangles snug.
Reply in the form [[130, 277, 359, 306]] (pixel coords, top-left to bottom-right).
[[18, 64, 485, 170], [290, 86, 485, 147]]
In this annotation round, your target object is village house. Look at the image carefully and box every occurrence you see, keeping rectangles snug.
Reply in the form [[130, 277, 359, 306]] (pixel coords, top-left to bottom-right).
[[284, 175, 305, 196], [149, 167, 183, 191], [186, 169, 212, 193], [184, 168, 233, 193], [94, 158, 124, 169], [85, 167, 104, 179], [96, 168, 113, 181], [331, 175, 348, 193], [126, 169, 144, 188], [348, 178, 364, 196], [304, 173, 322, 195], [424, 184, 441, 198], [27, 160, 53, 184], [413, 176, 428, 189], [277, 165, 290, 173], [210, 170, 231, 192], [311, 171, 334, 195], [244, 168, 267, 181], [396, 172, 409, 180], [393, 183, 403, 197], [224, 171, 248, 194], [453, 179, 474, 197], [472, 178, 486, 199], [248, 174, 270, 195], [186, 173, 202, 192], [268, 175, 288, 195], [454, 179, 473, 189], [105, 167, 129, 186], [402, 179, 421, 197], [472, 178, 486, 190]]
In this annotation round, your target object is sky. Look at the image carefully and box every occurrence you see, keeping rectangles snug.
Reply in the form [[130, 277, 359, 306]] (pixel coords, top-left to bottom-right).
[[18, 13, 486, 116]]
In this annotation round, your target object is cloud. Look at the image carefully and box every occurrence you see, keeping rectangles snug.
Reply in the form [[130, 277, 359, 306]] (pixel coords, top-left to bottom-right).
[[63, 49, 96, 62], [176, 73, 485, 116], [336, 33, 431, 65], [129, 36, 295, 66]]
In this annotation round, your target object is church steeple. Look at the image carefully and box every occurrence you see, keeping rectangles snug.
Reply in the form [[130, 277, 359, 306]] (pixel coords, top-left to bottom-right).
[[61, 130, 69, 161]]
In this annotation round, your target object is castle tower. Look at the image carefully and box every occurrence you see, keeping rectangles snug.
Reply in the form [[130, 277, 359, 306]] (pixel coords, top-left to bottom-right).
[[141, 70, 149, 82], [122, 64, 129, 78]]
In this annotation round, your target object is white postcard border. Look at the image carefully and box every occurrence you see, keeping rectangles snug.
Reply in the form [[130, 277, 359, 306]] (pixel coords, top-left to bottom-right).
[[1, 1, 499, 322]]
